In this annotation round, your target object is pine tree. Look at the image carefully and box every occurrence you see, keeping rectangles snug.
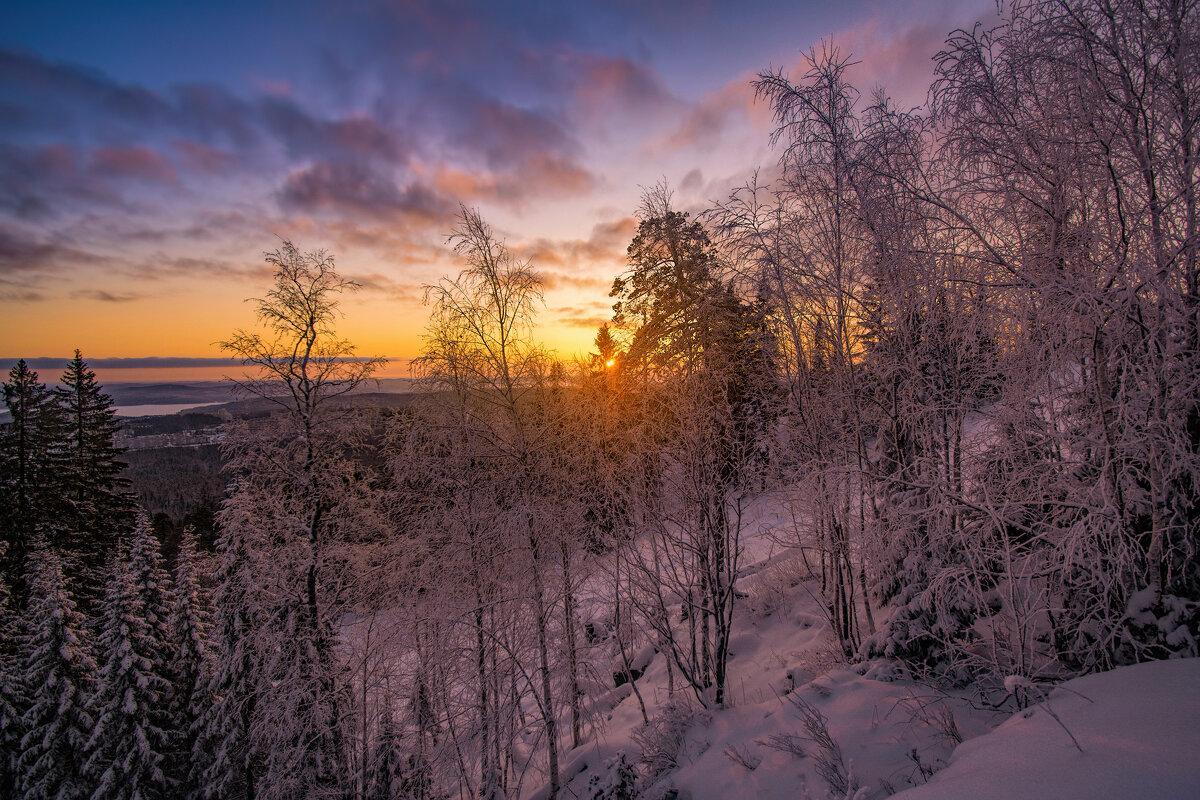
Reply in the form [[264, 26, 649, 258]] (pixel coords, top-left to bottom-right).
[[0, 542, 27, 797], [0, 360, 68, 602], [127, 512, 174, 668], [365, 701, 402, 800], [84, 555, 171, 800], [197, 520, 261, 800], [16, 549, 96, 800], [166, 528, 210, 797], [57, 350, 136, 580]]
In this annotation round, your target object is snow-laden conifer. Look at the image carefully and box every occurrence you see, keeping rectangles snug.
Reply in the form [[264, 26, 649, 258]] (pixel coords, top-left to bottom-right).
[[166, 528, 210, 797], [84, 554, 171, 800], [196, 516, 261, 800], [364, 700, 402, 800], [0, 542, 25, 796], [127, 512, 173, 665], [16, 549, 96, 800]]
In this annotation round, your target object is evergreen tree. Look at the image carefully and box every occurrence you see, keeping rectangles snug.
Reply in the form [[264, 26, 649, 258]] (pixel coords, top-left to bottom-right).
[[365, 701, 402, 800], [127, 512, 174, 668], [0, 542, 26, 797], [197, 519, 262, 800], [166, 528, 210, 797], [16, 549, 96, 800], [0, 360, 68, 602], [57, 350, 136, 579], [84, 555, 171, 800]]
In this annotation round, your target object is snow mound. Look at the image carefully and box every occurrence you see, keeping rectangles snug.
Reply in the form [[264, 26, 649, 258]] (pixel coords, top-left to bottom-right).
[[893, 658, 1200, 800]]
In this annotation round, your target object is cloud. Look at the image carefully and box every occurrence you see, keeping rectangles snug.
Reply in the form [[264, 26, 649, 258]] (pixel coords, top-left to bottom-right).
[[278, 161, 453, 222], [89, 146, 177, 183], [513, 216, 636, 268], [70, 288, 144, 302], [258, 96, 409, 164], [0, 143, 121, 219], [172, 139, 239, 174], [660, 73, 768, 152], [10, 356, 244, 369], [821, 2, 998, 111], [343, 271, 424, 303], [540, 271, 611, 292], [553, 300, 614, 330], [0, 224, 109, 274], [431, 152, 595, 205], [119, 253, 276, 284], [572, 53, 674, 113], [0, 282, 45, 302], [428, 86, 579, 170]]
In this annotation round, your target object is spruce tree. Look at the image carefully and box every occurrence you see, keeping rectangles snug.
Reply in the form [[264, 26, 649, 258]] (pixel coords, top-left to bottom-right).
[[16, 549, 96, 800], [128, 512, 174, 667], [85, 555, 171, 800], [365, 701, 402, 800], [57, 351, 136, 580], [0, 542, 26, 797], [197, 521, 261, 800], [0, 360, 68, 602], [166, 528, 210, 797]]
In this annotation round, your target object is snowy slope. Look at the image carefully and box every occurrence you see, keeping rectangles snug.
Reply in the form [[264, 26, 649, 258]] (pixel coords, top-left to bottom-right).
[[545, 489, 1200, 800], [892, 658, 1200, 800]]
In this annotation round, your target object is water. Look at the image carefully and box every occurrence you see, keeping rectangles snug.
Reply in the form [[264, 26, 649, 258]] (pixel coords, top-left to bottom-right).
[[114, 402, 223, 417]]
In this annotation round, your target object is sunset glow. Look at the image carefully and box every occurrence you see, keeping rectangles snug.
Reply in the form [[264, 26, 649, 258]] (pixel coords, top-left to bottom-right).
[[1, 0, 994, 380]]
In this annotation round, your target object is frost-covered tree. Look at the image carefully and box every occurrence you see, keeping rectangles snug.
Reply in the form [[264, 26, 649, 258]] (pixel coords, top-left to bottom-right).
[[15, 549, 95, 800], [84, 554, 171, 800], [612, 186, 779, 707], [127, 513, 174, 669], [197, 517, 261, 800], [166, 528, 209, 796], [415, 206, 564, 797], [218, 241, 383, 800], [0, 542, 24, 797]]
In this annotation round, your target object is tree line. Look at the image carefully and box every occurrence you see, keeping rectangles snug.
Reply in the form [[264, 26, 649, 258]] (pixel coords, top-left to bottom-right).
[[1, 1, 1197, 798]]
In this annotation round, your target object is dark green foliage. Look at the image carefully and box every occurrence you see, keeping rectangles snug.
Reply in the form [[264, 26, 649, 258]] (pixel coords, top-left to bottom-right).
[[0, 360, 69, 601], [57, 351, 137, 565]]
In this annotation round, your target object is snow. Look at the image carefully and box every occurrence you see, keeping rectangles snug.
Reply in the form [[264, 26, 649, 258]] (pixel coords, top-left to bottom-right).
[[541, 490, 1200, 800], [892, 658, 1200, 800]]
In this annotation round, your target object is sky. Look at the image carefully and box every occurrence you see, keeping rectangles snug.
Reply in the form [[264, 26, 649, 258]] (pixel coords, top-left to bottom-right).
[[1, 0, 993, 382]]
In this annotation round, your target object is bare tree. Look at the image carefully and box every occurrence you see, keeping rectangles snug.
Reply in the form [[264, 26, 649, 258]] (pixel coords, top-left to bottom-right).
[[218, 241, 385, 799]]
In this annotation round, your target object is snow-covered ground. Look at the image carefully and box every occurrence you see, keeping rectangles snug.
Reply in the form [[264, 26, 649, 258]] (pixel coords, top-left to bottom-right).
[[892, 658, 1200, 800], [539, 496, 1200, 800]]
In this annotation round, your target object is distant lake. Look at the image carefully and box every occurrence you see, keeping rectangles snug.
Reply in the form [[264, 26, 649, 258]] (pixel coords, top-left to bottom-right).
[[115, 402, 223, 417]]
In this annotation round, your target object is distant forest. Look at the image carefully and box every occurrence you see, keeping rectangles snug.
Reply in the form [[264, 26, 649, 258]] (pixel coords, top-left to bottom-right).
[[1, 2, 1197, 799]]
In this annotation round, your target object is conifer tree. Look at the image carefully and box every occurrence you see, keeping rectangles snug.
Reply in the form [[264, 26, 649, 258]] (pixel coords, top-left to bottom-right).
[[198, 518, 262, 800], [57, 350, 136, 576], [16, 549, 96, 800], [85, 554, 171, 800], [128, 512, 174, 667], [166, 528, 210, 796], [0, 360, 68, 601], [0, 542, 26, 797]]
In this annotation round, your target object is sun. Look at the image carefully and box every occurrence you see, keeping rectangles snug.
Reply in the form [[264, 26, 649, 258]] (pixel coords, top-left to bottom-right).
[[606, 359, 615, 368]]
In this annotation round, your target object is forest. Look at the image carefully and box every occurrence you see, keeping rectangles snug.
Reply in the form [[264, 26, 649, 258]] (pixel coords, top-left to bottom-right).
[[1, 1, 1198, 798]]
